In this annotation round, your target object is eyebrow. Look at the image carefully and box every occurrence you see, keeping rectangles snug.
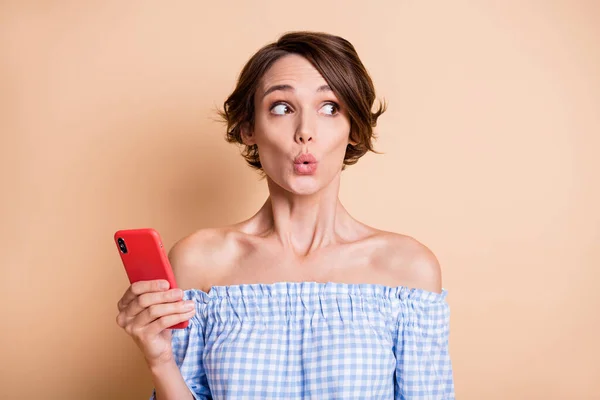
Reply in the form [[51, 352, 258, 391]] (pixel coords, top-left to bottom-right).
[[261, 84, 332, 99]]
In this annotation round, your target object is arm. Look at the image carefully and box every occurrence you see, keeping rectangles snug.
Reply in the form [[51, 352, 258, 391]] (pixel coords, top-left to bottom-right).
[[390, 237, 454, 399], [147, 232, 219, 400], [394, 297, 454, 399], [151, 360, 195, 400], [147, 300, 211, 400]]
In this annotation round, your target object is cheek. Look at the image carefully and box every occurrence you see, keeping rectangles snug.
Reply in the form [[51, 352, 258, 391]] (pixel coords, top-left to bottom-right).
[[255, 127, 287, 151], [253, 119, 292, 165], [323, 120, 351, 149], [255, 114, 296, 147]]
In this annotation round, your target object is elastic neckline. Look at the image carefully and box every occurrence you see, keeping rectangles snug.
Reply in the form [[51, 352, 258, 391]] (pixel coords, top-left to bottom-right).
[[185, 281, 448, 304]]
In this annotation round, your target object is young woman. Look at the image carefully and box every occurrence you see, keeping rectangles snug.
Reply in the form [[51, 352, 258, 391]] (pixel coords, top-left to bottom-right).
[[116, 31, 455, 399]]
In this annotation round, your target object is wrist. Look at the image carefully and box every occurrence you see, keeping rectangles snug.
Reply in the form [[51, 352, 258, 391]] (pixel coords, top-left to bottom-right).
[[147, 355, 177, 374]]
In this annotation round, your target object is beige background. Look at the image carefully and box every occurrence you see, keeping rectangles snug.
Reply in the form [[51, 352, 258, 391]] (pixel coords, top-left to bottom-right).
[[1, 1, 599, 399]]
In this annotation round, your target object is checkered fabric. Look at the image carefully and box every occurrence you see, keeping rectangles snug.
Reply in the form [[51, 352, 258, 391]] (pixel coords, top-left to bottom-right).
[[150, 282, 454, 399]]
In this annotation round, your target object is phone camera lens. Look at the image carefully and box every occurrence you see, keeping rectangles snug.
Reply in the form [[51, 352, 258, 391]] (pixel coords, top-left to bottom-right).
[[117, 238, 128, 254]]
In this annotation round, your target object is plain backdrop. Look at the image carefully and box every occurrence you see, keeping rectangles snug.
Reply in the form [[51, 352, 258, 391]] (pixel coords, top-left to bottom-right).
[[1, 1, 599, 399]]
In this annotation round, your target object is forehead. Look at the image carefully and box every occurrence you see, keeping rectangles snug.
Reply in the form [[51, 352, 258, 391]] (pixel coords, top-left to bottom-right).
[[260, 54, 327, 91]]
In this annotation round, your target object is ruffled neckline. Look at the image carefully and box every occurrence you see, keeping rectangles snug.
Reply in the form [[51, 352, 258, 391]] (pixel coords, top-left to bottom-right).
[[184, 281, 448, 304]]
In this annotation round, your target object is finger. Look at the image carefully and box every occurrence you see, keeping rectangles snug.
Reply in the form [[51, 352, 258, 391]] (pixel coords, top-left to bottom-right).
[[145, 308, 196, 336], [118, 280, 170, 311], [131, 279, 171, 296], [125, 289, 184, 319], [116, 309, 136, 329], [133, 299, 195, 327], [116, 311, 128, 328]]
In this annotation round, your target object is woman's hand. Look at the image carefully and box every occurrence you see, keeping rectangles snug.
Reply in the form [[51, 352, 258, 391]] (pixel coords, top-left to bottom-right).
[[116, 280, 195, 368]]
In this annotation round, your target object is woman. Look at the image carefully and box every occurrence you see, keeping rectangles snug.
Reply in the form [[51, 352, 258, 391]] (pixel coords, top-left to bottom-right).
[[116, 31, 455, 399]]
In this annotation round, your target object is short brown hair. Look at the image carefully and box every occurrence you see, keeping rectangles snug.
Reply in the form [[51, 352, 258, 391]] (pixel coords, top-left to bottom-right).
[[220, 31, 386, 170]]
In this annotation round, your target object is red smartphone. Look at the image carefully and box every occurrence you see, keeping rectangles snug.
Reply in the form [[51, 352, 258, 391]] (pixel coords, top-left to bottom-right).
[[114, 228, 189, 329]]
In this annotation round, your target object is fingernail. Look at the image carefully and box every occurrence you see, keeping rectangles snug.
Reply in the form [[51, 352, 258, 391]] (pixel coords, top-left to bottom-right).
[[184, 301, 194, 309], [159, 280, 169, 290]]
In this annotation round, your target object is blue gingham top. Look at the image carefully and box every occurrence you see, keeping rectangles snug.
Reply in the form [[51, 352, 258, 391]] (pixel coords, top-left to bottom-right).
[[150, 282, 454, 399]]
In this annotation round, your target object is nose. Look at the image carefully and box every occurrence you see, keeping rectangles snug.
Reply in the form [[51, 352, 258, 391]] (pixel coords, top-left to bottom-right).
[[296, 131, 313, 144], [295, 111, 314, 144]]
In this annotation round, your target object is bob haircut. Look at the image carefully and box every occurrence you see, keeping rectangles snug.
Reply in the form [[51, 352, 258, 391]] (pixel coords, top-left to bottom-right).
[[220, 31, 386, 170]]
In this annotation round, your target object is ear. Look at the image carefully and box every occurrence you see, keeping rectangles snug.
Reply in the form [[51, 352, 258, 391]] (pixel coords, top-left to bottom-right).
[[240, 122, 256, 146], [348, 129, 358, 146], [348, 122, 358, 146]]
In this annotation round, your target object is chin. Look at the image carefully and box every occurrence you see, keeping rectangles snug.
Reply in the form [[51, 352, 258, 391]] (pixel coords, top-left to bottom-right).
[[286, 176, 323, 195], [266, 173, 323, 196]]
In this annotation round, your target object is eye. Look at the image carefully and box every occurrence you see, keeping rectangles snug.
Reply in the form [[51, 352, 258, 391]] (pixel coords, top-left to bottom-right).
[[319, 102, 339, 116], [270, 102, 293, 115]]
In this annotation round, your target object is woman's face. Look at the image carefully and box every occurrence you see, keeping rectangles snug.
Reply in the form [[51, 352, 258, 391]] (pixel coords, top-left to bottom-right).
[[243, 54, 352, 196]]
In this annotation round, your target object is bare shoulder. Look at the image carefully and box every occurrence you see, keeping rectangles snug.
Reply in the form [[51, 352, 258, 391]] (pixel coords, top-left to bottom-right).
[[168, 227, 243, 291], [370, 231, 443, 293]]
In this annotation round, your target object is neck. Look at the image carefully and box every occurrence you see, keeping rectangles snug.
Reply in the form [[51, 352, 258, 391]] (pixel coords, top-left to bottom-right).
[[256, 173, 351, 256]]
